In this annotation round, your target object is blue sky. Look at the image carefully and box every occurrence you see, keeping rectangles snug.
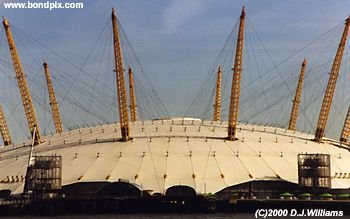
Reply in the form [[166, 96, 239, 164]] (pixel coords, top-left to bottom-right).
[[0, 0, 350, 142]]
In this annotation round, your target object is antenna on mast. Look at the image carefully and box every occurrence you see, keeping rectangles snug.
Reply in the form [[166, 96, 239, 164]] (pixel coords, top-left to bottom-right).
[[23, 125, 38, 195]]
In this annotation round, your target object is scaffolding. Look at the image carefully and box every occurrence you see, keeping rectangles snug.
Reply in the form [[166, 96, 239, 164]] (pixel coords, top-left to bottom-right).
[[298, 154, 331, 188], [25, 156, 62, 199]]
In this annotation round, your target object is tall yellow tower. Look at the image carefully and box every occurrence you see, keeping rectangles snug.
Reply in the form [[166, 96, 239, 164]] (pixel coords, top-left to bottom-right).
[[2, 17, 41, 145], [128, 67, 137, 122], [228, 7, 245, 140], [315, 17, 350, 142], [288, 59, 307, 131], [213, 65, 222, 122], [112, 8, 130, 141], [0, 105, 12, 146], [340, 106, 350, 143], [43, 61, 63, 134]]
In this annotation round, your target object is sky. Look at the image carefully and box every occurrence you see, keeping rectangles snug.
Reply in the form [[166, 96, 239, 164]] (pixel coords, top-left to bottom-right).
[[0, 0, 350, 142]]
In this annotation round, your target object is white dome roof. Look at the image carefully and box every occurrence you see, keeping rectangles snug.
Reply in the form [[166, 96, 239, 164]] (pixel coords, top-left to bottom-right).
[[0, 118, 349, 194]]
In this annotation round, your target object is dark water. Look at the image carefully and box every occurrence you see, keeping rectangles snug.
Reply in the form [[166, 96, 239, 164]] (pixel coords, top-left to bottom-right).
[[4, 214, 350, 219], [0, 214, 247, 219]]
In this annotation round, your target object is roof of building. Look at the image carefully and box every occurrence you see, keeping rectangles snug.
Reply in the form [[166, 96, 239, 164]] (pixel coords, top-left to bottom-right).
[[0, 118, 349, 194]]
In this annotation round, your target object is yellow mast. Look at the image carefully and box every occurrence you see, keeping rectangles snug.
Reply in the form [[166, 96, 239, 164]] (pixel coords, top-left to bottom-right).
[[213, 65, 222, 121], [315, 17, 350, 142], [340, 106, 350, 143], [288, 59, 307, 131], [128, 67, 137, 122], [0, 105, 12, 146], [112, 8, 130, 141], [2, 17, 41, 145], [228, 7, 245, 140], [43, 61, 63, 134]]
